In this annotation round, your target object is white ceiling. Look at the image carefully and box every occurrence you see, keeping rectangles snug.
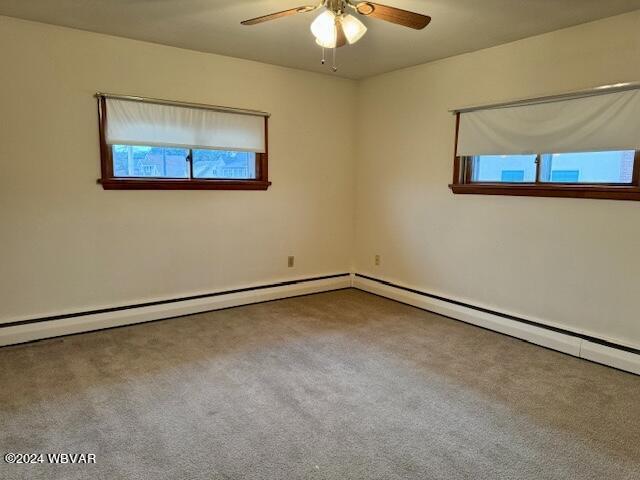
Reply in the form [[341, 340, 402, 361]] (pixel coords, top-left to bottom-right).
[[1, 0, 639, 79]]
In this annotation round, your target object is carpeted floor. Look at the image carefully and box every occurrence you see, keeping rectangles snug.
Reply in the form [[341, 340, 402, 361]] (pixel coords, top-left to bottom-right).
[[1, 289, 639, 479]]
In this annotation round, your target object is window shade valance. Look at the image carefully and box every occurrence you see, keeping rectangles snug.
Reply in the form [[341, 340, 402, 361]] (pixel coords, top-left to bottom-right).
[[457, 89, 640, 156], [104, 98, 267, 153]]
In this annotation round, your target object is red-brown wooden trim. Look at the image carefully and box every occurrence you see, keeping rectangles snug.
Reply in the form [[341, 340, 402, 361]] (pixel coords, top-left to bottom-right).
[[261, 116, 269, 182], [449, 183, 640, 201], [99, 179, 271, 190], [632, 150, 640, 186], [452, 112, 461, 184], [97, 98, 270, 191], [97, 96, 112, 180]]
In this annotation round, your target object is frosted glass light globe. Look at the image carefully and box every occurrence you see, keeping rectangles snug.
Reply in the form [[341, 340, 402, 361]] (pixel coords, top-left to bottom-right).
[[341, 14, 367, 44], [311, 10, 338, 48]]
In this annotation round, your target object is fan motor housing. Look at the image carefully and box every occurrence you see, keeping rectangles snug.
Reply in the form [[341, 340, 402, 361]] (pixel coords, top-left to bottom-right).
[[326, 0, 348, 14]]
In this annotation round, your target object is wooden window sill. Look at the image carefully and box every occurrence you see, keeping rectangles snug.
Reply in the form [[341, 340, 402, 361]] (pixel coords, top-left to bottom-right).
[[99, 178, 272, 191], [449, 183, 640, 201]]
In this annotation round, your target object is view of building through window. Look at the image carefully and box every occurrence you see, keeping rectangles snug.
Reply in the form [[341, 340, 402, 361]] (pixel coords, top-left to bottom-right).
[[472, 155, 537, 183], [192, 150, 256, 179], [112, 146, 256, 180], [471, 150, 635, 184], [539, 151, 634, 183]]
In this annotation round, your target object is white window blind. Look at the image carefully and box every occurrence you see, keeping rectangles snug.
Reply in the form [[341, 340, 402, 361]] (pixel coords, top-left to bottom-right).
[[457, 89, 640, 156], [105, 98, 266, 153]]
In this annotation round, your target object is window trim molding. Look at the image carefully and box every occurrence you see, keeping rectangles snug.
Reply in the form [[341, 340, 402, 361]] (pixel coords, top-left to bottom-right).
[[449, 112, 640, 201], [97, 96, 272, 191]]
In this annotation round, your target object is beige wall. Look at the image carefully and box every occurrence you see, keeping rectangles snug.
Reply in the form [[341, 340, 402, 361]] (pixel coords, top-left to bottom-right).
[[0, 16, 356, 322], [2, 11, 639, 349], [355, 11, 640, 349]]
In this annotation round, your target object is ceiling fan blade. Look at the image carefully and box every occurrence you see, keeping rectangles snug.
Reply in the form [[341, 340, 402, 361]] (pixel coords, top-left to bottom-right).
[[355, 2, 431, 30], [241, 5, 319, 26]]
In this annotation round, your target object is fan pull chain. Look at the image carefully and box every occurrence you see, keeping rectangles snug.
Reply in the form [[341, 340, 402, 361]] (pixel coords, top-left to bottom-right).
[[332, 47, 337, 72], [321, 47, 325, 65]]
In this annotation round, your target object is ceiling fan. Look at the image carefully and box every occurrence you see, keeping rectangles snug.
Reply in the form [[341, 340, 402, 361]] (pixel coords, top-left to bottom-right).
[[241, 1, 431, 71]]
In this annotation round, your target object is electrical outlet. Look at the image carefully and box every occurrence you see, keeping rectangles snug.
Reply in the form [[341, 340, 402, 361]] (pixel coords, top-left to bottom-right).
[[375, 255, 380, 266], [288, 256, 295, 268]]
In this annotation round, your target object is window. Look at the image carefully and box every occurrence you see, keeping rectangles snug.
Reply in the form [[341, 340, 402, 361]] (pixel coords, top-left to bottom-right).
[[467, 150, 636, 185], [539, 151, 634, 184], [111, 146, 257, 180], [192, 150, 256, 180], [456, 150, 639, 199], [112, 146, 190, 178], [451, 87, 640, 200], [472, 155, 537, 183], [97, 95, 270, 190]]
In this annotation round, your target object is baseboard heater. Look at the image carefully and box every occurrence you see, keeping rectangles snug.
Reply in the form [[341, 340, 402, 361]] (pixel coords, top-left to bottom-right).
[[353, 273, 640, 376], [0, 273, 351, 347], [3, 272, 637, 376]]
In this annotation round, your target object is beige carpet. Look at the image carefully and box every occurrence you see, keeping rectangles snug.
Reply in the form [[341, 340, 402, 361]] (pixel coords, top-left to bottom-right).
[[0, 289, 639, 479]]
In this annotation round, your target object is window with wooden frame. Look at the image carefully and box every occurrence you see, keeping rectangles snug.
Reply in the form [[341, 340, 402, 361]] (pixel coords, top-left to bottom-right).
[[97, 94, 271, 190], [450, 85, 640, 201]]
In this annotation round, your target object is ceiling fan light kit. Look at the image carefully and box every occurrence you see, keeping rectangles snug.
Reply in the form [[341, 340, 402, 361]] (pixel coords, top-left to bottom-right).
[[241, 1, 431, 72], [311, 11, 367, 48], [311, 10, 339, 48], [339, 14, 368, 44]]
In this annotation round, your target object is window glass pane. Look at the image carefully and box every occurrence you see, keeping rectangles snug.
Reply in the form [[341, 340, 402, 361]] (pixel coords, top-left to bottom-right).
[[539, 151, 635, 184], [471, 155, 537, 183], [112, 145, 189, 178], [501, 170, 525, 182], [192, 150, 256, 179], [550, 170, 579, 182]]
